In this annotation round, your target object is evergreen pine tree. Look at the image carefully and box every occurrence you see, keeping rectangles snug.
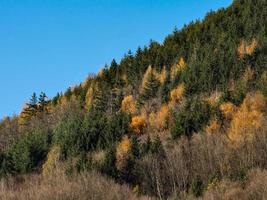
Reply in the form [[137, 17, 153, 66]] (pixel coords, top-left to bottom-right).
[[20, 93, 38, 125], [38, 92, 48, 112], [139, 72, 160, 104], [92, 83, 107, 112]]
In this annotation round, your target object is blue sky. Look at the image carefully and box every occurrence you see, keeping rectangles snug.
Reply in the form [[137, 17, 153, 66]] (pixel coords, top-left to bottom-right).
[[0, 0, 232, 118]]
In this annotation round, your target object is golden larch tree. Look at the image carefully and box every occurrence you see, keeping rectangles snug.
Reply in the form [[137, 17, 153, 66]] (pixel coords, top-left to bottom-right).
[[116, 136, 132, 171], [170, 57, 186, 81], [42, 145, 61, 176], [228, 92, 266, 144], [237, 39, 257, 58], [220, 102, 237, 120], [149, 105, 169, 131], [205, 118, 220, 135], [130, 115, 147, 135], [121, 95, 137, 115], [170, 83, 185, 106], [85, 86, 94, 110]]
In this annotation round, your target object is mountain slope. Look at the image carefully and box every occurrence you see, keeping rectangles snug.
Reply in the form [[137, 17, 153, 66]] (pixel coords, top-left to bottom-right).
[[0, 0, 267, 199]]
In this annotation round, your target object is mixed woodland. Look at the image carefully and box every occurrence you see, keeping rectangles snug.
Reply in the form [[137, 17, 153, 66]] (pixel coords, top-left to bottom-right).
[[0, 0, 267, 199]]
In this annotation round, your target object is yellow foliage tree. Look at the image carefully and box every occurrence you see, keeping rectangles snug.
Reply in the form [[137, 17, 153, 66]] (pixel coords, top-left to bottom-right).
[[228, 92, 266, 143], [238, 39, 257, 58], [85, 87, 94, 110], [170, 83, 185, 106], [18, 104, 31, 127], [116, 136, 132, 171], [98, 68, 105, 77], [141, 66, 154, 91], [220, 102, 237, 120], [171, 57, 186, 81], [121, 95, 137, 115], [149, 105, 169, 131], [205, 118, 220, 135], [155, 66, 167, 85], [130, 115, 146, 135], [42, 145, 61, 176], [141, 65, 166, 91]]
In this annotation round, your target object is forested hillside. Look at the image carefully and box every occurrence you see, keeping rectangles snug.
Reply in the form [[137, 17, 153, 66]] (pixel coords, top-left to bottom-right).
[[0, 0, 267, 199]]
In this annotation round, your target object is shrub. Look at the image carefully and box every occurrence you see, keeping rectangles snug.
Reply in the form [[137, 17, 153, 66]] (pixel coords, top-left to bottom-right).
[[219, 102, 237, 120], [116, 136, 132, 171], [205, 118, 220, 135], [190, 176, 204, 197], [0, 170, 144, 200], [99, 146, 118, 178]]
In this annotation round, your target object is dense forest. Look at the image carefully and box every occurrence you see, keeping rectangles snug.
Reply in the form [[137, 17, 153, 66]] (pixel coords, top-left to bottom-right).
[[0, 0, 267, 199]]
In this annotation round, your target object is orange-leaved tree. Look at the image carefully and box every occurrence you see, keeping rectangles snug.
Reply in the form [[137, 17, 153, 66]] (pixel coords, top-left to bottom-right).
[[121, 95, 137, 115], [228, 92, 266, 144], [116, 136, 132, 171], [130, 115, 147, 135], [149, 105, 169, 131]]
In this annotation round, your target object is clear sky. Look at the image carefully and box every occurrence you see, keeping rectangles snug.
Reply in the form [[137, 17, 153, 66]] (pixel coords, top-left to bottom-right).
[[0, 0, 232, 118]]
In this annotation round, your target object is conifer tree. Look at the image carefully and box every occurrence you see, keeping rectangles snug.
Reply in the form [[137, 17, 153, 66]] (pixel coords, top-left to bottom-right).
[[92, 83, 107, 112], [139, 72, 160, 103], [21, 93, 38, 119], [38, 92, 48, 112], [19, 93, 38, 126]]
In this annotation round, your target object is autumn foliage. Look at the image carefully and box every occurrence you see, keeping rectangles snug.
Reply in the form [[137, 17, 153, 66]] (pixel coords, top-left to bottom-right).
[[220, 102, 237, 120], [155, 66, 167, 85], [205, 118, 220, 135], [42, 145, 61, 176], [238, 39, 257, 58], [149, 105, 169, 131], [130, 115, 146, 135], [116, 136, 132, 171], [141, 66, 154, 91], [85, 87, 94, 109], [141, 66, 167, 92], [228, 92, 266, 143], [170, 83, 185, 106], [170, 57, 186, 81], [121, 95, 137, 115]]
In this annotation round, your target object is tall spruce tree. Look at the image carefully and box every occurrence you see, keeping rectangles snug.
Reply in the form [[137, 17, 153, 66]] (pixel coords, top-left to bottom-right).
[[139, 72, 160, 104], [20, 92, 38, 123], [38, 92, 48, 112], [92, 83, 107, 112]]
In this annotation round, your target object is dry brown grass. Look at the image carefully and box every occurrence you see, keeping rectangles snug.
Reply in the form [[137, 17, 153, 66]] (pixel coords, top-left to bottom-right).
[[0, 170, 151, 200]]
